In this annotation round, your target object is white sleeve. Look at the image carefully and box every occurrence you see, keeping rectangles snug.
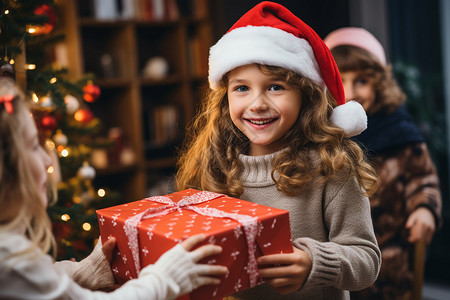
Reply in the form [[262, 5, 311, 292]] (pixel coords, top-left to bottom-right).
[[0, 233, 211, 300]]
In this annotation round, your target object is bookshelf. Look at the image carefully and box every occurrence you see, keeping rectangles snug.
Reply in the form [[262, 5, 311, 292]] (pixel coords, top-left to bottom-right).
[[58, 0, 212, 202]]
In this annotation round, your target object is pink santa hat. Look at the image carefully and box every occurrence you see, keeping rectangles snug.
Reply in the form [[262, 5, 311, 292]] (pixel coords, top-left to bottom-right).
[[208, 1, 367, 137], [324, 27, 387, 66]]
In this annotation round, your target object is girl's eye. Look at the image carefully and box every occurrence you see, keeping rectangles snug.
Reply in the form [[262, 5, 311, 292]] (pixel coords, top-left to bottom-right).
[[269, 84, 285, 91], [234, 85, 249, 92], [355, 77, 369, 85]]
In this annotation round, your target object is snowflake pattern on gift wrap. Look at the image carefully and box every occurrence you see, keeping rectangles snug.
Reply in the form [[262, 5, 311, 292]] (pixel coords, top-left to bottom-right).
[[112, 213, 120, 226], [248, 208, 257, 215], [146, 224, 156, 240], [263, 242, 272, 248], [234, 278, 242, 292], [271, 218, 277, 229], [122, 254, 127, 264], [231, 251, 240, 260], [142, 247, 149, 256], [208, 235, 216, 244], [113, 267, 119, 275], [99, 215, 105, 225]]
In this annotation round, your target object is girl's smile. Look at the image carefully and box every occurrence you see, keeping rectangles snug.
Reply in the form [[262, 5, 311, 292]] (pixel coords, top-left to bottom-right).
[[227, 64, 301, 156]]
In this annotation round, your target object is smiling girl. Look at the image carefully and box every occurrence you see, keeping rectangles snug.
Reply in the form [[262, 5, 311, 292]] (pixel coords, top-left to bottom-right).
[[176, 2, 381, 299]]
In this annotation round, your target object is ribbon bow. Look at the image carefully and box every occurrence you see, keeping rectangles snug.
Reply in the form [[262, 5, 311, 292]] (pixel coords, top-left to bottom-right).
[[0, 94, 14, 114], [123, 190, 260, 286]]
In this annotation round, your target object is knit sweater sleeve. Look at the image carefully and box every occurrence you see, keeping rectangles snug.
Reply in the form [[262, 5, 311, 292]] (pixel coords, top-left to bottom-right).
[[403, 143, 442, 228], [293, 175, 381, 291], [0, 232, 210, 300], [55, 238, 115, 290]]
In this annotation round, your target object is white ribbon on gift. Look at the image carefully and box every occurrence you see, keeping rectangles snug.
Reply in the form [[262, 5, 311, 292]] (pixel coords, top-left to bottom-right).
[[123, 190, 260, 286]]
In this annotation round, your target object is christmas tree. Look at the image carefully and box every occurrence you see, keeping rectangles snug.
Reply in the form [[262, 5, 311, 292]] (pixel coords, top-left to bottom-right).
[[0, 0, 121, 260]]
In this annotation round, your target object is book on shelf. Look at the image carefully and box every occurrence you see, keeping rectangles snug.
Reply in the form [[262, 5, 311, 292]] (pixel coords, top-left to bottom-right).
[[187, 34, 207, 76], [149, 104, 179, 146], [135, 0, 179, 21]]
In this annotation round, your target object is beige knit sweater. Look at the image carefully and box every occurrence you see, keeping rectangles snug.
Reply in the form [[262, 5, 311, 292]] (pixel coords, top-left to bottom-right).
[[230, 151, 381, 300]]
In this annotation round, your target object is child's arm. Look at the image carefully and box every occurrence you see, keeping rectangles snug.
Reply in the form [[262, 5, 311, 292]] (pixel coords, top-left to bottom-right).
[[293, 175, 381, 292], [258, 175, 381, 294], [402, 143, 442, 243]]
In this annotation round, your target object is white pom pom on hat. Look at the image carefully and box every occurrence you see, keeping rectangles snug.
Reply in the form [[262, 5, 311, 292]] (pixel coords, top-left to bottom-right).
[[208, 1, 367, 137]]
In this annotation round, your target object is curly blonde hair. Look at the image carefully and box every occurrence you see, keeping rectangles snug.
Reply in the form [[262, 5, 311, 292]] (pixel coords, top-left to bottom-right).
[[176, 65, 377, 197], [0, 78, 56, 260], [331, 45, 406, 114]]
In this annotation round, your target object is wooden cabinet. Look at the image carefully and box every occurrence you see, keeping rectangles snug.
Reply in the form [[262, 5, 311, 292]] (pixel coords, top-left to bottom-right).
[[58, 0, 212, 202]]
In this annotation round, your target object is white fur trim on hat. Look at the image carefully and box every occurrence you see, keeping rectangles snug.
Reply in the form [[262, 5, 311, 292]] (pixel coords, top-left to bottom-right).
[[331, 101, 367, 137], [208, 26, 325, 90]]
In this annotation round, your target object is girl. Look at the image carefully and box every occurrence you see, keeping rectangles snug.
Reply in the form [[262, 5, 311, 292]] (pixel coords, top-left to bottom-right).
[[176, 2, 381, 299], [325, 27, 442, 300], [0, 77, 227, 300]]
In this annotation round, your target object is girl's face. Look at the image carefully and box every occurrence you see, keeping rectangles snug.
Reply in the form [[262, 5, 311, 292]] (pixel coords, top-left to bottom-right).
[[22, 109, 52, 207], [227, 64, 302, 156], [340, 70, 376, 112]]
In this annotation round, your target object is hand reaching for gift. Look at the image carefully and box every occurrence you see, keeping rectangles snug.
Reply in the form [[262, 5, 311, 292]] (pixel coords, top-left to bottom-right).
[[180, 234, 229, 287], [257, 247, 312, 294]]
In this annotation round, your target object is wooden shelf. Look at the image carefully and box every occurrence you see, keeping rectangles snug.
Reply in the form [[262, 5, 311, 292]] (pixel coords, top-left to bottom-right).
[[59, 0, 212, 202]]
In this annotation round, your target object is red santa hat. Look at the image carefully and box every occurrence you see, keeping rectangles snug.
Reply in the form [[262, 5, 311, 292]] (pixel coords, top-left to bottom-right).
[[208, 1, 367, 137]]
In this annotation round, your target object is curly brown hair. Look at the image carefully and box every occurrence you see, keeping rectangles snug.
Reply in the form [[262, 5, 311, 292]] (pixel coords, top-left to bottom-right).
[[176, 65, 377, 197], [331, 45, 406, 114]]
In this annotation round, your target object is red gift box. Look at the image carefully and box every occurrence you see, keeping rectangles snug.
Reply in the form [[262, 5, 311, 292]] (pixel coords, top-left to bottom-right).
[[96, 189, 293, 299]]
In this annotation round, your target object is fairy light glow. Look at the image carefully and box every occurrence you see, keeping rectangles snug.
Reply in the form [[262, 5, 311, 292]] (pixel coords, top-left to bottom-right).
[[9, 59, 14, 65], [61, 149, 69, 157], [27, 64, 36, 70], [61, 214, 70, 221], [32, 93, 39, 103], [28, 28, 36, 34], [45, 139, 55, 150], [47, 165, 54, 174], [82, 223, 92, 231], [49, 77, 57, 84], [4, 10, 9, 15], [97, 189, 106, 197]]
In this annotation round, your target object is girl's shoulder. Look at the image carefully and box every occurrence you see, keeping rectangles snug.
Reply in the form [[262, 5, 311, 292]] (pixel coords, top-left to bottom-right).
[[0, 230, 44, 267], [0, 230, 30, 252]]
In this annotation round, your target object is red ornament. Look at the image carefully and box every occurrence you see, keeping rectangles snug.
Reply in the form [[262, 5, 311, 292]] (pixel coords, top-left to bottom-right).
[[30, 5, 56, 35], [74, 109, 94, 124], [83, 83, 101, 103], [41, 115, 58, 131]]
